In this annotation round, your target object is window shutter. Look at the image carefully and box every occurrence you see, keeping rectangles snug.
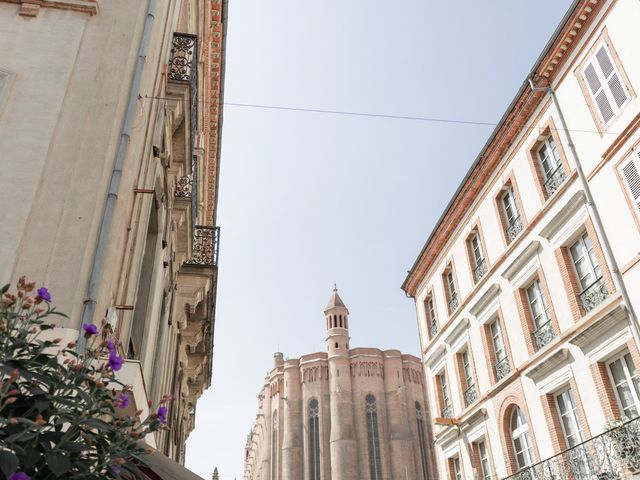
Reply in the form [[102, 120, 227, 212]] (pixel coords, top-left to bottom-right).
[[621, 152, 640, 214], [597, 45, 628, 108], [584, 62, 615, 124]]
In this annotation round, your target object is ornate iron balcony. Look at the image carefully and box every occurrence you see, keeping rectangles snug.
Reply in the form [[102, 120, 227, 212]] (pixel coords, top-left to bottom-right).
[[175, 175, 193, 198], [168, 33, 197, 82], [441, 404, 453, 419], [495, 356, 511, 382], [506, 216, 524, 243], [579, 277, 608, 313], [474, 258, 488, 282], [503, 416, 640, 480], [448, 293, 459, 314], [186, 226, 220, 267], [429, 320, 438, 338], [532, 319, 555, 351], [463, 384, 477, 407], [543, 165, 566, 197]]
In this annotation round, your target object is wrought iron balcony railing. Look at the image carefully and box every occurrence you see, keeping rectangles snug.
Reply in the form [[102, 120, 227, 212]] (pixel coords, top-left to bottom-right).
[[503, 416, 640, 480], [474, 258, 488, 282], [495, 356, 511, 382], [579, 276, 608, 313], [168, 33, 197, 82], [506, 216, 524, 243], [441, 404, 453, 419], [186, 226, 220, 267], [429, 320, 438, 338], [543, 165, 566, 197], [448, 293, 459, 314], [532, 319, 555, 351], [175, 175, 193, 198], [464, 384, 477, 407]]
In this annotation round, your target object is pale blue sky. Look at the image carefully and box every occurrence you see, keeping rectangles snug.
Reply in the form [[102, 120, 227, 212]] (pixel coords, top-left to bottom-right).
[[185, 1, 574, 478]]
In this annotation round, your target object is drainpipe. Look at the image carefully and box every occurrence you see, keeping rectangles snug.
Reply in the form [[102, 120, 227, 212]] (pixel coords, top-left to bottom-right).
[[528, 77, 640, 345], [78, 0, 157, 351]]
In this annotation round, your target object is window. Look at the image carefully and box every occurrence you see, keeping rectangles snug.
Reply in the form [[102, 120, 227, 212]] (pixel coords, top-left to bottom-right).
[[555, 388, 583, 448], [620, 151, 640, 216], [582, 42, 629, 126], [510, 407, 535, 470], [445, 268, 459, 314], [502, 187, 523, 242], [272, 410, 279, 480], [425, 295, 438, 338], [438, 373, 452, 418], [526, 279, 554, 350], [490, 319, 510, 381], [452, 457, 462, 480], [415, 402, 429, 480], [477, 441, 492, 480], [308, 399, 320, 480], [569, 232, 608, 312], [365, 395, 382, 480], [608, 353, 640, 418], [469, 232, 487, 282], [538, 137, 566, 196], [461, 350, 477, 406]]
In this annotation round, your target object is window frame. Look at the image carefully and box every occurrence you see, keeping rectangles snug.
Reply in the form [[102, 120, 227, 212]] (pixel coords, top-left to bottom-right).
[[365, 394, 383, 480], [308, 399, 321, 480], [477, 440, 492, 480], [554, 388, 584, 449], [569, 232, 602, 291], [510, 408, 535, 470], [607, 352, 640, 418]]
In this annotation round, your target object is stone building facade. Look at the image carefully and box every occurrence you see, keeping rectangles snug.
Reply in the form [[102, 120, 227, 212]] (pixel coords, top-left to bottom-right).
[[243, 290, 437, 480], [0, 0, 227, 463], [402, 0, 640, 478]]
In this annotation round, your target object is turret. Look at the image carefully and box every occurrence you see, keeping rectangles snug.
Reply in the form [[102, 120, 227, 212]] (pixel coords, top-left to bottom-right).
[[325, 286, 350, 357]]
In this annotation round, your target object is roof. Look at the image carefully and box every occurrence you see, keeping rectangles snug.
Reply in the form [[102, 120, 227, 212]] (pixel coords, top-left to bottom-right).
[[401, 0, 605, 297], [136, 448, 205, 480], [324, 290, 347, 312]]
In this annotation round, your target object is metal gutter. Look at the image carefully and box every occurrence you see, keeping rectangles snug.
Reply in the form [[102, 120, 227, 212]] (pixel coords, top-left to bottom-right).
[[401, 0, 583, 295], [79, 0, 157, 350]]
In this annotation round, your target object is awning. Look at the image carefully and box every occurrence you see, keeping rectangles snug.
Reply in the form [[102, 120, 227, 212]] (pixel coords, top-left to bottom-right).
[[135, 448, 205, 480]]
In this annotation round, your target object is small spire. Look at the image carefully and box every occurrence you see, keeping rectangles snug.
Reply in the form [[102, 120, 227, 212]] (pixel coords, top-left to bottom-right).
[[324, 287, 348, 312], [333, 283, 338, 292], [212, 467, 219, 480]]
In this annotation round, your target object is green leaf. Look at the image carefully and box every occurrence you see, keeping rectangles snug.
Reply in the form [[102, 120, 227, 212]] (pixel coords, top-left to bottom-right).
[[0, 450, 19, 477], [0, 283, 9, 294], [45, 451, 71, 477], [23, 446, 41, 469]]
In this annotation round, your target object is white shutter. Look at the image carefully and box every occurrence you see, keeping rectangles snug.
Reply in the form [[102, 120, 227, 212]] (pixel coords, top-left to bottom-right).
[[621, 151, 640, 214], [584, 43, 629, 125]]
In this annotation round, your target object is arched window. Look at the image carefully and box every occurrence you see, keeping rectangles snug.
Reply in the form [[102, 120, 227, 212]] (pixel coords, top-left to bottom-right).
[[365, 394, 382, 480], [415, 402, 429, 480], [510, 407, 534, 470], [309, 399, 320, 480], [272, 410, 279, 480]]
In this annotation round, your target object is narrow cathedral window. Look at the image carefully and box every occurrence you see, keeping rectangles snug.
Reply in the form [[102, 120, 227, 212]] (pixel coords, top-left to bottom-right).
[[415, 402, 429, 480], [365, 394, 382, 480], [272, 410, 279, 480], [309, 399, 321, 480]]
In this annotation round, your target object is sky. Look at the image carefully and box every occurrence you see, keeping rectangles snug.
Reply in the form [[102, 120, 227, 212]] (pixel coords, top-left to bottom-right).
[[185, 1, 575, 478]]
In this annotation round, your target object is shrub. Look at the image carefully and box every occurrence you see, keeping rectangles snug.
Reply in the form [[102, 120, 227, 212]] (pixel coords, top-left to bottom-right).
[[0, 277, 170, 479]]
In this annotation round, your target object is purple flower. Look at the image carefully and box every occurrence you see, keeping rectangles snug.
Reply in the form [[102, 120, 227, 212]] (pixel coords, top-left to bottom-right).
[[109, 350, 123, 372], [36, 287, 51, 303], [111, 466, 121, 475], [117, 392, 129, 409], [156, 405, 168, 424], [106, 339, 116, 352], [9, 473, 31, 480], [82, 323, 99, 336]]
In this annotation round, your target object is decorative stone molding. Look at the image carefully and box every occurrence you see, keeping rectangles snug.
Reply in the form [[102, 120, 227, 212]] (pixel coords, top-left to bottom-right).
[[0, 0, 98, 16], [502, 240, 542, 287]]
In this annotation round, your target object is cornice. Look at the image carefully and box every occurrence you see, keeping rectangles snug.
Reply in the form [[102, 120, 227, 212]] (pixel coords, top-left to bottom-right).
[[402, 0, 606, 297], [0, 0, 98, 16]]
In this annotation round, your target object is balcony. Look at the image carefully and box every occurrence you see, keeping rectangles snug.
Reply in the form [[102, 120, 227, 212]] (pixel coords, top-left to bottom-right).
[[168, 33, 197, 83], [448, 293, 459, 314], [429, 319, 438, 338], [495, 356, 511, 382], [474, 258, 488, 282], [464, 384, 477, 407], [506, 216, 524, 243], [503, 416, 640, 480], [579, 277, 608, 313], [185, 226, 220, 267], [175, 175, 193, 198], [532, 320, 555, 351], [543, 165, 567, 197]]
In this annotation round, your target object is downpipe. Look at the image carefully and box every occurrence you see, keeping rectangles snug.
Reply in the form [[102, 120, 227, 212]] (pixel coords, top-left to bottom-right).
[[78, 0, 157, 352], [528, 77, 640, 346]]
